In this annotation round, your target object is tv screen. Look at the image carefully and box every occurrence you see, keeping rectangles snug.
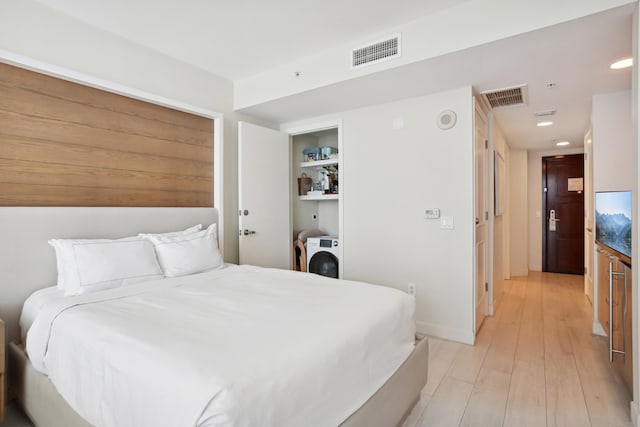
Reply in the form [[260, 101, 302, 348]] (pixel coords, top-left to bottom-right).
[[595, 191, 632, 259]]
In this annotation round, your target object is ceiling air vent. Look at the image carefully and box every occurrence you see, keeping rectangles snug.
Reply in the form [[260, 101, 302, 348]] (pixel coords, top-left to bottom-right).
[[351, 34, 401, 69], [481, 85, 528, 109]]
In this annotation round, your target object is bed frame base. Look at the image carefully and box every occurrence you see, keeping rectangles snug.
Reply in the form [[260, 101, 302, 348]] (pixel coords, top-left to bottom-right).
[[340, 335, 428, 427], [9, 342, 91, 427], [9, 336, 428, 427]]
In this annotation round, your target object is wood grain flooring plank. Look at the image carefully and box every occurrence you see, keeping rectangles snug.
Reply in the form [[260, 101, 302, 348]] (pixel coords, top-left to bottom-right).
[[504, 278, 546, 427], [448, 316, 498, 384], [423, 339, 465, 396], [419, 377, 473, 427], [558, 280, 632, 427], [401, 391, 432, 427], [543, 279, 592, 427], [404, 273, 633, 427]]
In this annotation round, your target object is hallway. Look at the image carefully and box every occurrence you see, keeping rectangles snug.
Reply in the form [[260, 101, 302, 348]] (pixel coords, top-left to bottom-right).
[[404, 272, 632, 427]]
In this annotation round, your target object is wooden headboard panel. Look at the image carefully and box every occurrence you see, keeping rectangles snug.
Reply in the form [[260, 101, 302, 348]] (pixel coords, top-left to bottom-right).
[[0, 62, 214, 206]]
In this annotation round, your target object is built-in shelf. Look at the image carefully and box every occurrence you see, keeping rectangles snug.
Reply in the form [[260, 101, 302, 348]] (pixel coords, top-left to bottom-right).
[[300, 194, 339, 201], [300, 159, 338, 168]]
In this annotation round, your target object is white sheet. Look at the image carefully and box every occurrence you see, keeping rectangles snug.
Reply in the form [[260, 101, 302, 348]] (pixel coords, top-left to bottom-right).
[[20, 285, 63, 342], [26, 265, 416, 427]]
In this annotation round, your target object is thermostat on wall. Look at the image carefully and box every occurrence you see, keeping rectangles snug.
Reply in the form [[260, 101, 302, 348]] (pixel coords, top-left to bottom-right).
[[425, 208, 440, 219]]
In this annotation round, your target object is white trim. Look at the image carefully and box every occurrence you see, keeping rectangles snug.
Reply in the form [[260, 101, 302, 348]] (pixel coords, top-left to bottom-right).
[[0, 49, 221, 120], [281, 119, 343, 136], [416, 320, 475, 345], [214, 118, 224, 258], [592, 320, 607, 337], [631, 400, 639, 427], [511, 267, 529, 276]]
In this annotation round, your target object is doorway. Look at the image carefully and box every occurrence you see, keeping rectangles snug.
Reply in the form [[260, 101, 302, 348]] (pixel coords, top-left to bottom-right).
[[542, 154, 584, 274]]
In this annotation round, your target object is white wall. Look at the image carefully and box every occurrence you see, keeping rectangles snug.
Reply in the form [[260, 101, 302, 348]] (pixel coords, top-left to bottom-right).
[[283, 87, 476, 344], [527, 147, 585, 271], [0, 0, 233, 114], [509, 149, 529, 276], [591, 89, 635, 419], [592, 91, 634, 192], [235, 0, 634, 109], [631, 5, 639, 422], [0, 0, 275, 264]]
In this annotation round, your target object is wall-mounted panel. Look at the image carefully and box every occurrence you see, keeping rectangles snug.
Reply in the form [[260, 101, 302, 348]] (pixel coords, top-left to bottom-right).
[[0, 62, 213, 206]]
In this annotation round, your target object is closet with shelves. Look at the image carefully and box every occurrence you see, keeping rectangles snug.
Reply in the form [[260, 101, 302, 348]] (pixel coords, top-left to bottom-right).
[[291, 128, 340, 239]]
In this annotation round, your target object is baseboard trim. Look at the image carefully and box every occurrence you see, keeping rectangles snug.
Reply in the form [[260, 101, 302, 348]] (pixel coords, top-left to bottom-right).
[[416, 321, 474, 345], [630, 400, 638, 427], [510, 267, 529, 277], [592, 320, 607, 337]]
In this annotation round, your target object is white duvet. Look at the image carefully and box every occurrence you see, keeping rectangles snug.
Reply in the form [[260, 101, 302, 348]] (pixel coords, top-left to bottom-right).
[[26, 265, 416, 427]]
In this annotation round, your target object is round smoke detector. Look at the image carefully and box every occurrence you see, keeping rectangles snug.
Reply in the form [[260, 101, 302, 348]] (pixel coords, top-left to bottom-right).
[[437, 110, 457, 130]]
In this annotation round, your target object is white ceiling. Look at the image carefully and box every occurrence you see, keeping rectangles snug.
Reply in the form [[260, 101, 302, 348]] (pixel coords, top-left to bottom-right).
[[33, 0, 471, 80], [33, 0, 633, 151], [236, 5, 633, 151]]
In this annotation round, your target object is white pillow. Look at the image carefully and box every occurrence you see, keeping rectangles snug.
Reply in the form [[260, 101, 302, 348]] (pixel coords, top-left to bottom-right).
[[137, 224, 202, 239], [142, 223, 223, 277], [48, 237, 164, 296]]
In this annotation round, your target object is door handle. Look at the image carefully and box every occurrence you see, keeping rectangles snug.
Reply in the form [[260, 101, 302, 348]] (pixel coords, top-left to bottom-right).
[[243, 229, 256, 236]]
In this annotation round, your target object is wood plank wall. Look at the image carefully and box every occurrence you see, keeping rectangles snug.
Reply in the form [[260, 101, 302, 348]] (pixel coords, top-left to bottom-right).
[[0, 62, 214, 206]]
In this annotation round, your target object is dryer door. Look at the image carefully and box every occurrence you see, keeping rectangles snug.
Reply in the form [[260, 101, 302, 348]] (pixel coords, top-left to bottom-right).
[[308, 252, 339, 279]]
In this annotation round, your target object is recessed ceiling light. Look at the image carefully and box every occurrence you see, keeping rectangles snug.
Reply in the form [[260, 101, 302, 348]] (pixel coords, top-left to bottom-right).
[[556, 141, 570, 146], [610, 58, 632, 69], [537, 121, 553, 127]]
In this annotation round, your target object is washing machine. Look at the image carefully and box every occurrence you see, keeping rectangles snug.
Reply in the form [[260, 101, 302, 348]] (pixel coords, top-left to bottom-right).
[[306, 236, 340, 279]]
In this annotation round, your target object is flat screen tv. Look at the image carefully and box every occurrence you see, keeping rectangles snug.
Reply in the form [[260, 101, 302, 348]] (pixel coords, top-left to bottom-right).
[[595, 191, 632, 259]]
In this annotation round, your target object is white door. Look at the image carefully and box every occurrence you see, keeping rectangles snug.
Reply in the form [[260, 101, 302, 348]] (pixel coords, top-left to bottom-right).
[[238, 122, 291, 268], [474, 102, 489, 332]]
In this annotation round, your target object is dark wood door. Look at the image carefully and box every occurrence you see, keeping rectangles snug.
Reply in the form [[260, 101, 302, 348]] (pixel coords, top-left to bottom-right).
[[543, 154, 584, 274]]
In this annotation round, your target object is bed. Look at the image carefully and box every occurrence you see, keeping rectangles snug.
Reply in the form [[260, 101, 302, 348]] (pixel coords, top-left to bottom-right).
[[1, 207, 428, 427]]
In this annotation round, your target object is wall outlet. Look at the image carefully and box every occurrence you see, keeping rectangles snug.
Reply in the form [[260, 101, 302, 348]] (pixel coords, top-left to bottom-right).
[[407, 282, 416, 297], [440, 216, 455, 230]]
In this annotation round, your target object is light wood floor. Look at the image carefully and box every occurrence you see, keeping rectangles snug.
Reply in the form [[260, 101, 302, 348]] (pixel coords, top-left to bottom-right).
[[403, 272, 633, 427]]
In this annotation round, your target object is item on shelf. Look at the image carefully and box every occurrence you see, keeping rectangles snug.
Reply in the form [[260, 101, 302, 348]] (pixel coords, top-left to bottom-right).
[[307, 190, 324, 196], [303, 147, 320, 162], [320, 146, 338, 160], [320, 169, 330, 193], [297, 173, 312, 196]]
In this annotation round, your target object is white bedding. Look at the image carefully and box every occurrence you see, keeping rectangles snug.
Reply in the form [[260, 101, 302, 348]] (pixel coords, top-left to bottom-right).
[[20, 285, 63, 343], [25, 265, 416, 427]]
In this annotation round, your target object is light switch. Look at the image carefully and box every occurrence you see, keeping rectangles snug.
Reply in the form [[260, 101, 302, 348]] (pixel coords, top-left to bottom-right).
[[440, 216, 455, 230], [392, 118, 404, 130]]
